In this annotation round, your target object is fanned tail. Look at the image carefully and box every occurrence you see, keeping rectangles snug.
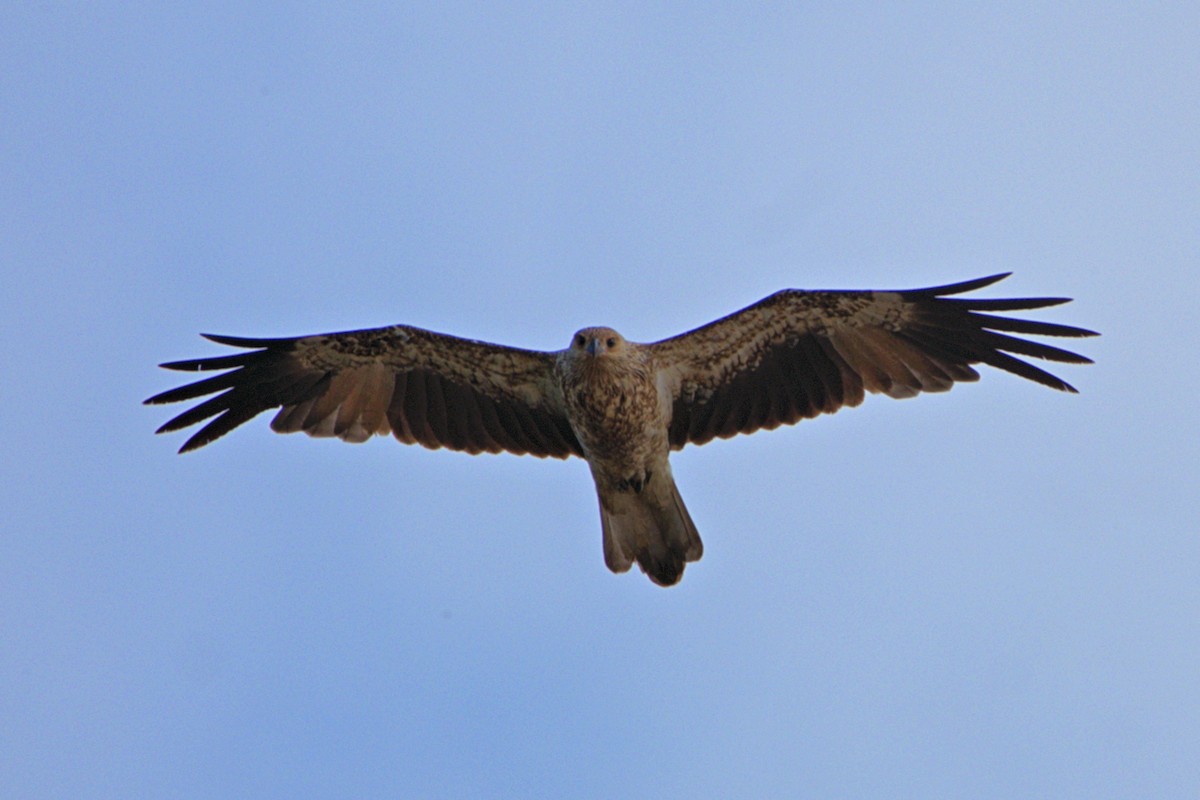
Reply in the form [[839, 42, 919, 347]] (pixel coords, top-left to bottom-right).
[[598, 470, 703, 587]]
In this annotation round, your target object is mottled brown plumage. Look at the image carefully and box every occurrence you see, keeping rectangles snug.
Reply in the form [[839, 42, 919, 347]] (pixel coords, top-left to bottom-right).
[[556, 327, 701, 584], [146, 273, 1096, 586]]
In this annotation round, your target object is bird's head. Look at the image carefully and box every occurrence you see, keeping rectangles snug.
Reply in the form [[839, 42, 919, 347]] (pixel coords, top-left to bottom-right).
[[570, 327, 626, 358]]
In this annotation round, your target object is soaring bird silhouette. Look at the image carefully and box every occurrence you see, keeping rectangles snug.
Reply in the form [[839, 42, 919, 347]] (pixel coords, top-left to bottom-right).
[[147, 273, 1096, 586]]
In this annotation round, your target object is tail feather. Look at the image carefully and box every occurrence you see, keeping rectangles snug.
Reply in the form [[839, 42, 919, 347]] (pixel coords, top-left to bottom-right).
[[598, 473, 702, 587]]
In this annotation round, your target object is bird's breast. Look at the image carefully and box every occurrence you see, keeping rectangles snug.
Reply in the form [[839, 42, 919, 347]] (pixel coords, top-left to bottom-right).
[[560, 362, 665, 462]]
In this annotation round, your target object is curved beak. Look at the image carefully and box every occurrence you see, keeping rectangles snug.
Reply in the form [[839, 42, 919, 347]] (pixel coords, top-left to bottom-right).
[[585, 337, 602, 356]]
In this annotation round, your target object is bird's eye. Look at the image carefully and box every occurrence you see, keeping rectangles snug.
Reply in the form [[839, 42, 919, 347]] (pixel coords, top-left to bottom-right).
[[606, 338, 617, 348], [575, 334, 585, 347]]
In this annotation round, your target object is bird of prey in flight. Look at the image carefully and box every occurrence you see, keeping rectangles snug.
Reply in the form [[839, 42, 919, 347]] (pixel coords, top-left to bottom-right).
[[147, 273, 1095, 586]]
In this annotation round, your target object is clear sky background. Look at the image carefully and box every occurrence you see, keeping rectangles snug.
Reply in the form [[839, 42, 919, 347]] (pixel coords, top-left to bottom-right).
[[3, 4, 1197, 798]]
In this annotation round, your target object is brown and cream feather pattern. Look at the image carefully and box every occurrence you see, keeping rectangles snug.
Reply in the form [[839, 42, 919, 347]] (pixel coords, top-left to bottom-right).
[[149, 326, 582, 458], [652, 273, 1093, 448], [147, 273, 1096, 586]]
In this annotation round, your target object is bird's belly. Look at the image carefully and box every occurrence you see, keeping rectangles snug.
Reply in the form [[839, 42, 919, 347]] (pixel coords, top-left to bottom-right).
[[559, 360, 668, 484], [570, 405, 668, 491], [564, 384, 651, 444], [575, 416, 664, 460]]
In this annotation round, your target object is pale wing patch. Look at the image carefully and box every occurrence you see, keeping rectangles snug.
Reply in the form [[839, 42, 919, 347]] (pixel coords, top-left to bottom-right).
[[270, 366, 392, 442], [828, 326, 963, 398]]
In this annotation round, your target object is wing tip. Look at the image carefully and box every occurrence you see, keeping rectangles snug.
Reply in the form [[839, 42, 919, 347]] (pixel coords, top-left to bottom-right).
[[1047, 376, 1081, 393], [158, 359, 201, 372], [915, 272, 1012, 296], [177, 438, 205, 454], [200, 332, 283, 348]]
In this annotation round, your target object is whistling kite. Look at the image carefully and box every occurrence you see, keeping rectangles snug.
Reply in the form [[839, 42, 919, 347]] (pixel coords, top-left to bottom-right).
[[147, 273, 1095, 586]]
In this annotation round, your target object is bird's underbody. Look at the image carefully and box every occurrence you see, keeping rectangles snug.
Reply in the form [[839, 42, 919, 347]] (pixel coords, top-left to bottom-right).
[[556, 328, 702, 585], [147, 274, 1096, 586]]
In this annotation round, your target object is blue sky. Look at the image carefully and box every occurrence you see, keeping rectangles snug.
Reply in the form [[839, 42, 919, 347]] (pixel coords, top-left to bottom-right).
[[3, 3, 1197, 798]]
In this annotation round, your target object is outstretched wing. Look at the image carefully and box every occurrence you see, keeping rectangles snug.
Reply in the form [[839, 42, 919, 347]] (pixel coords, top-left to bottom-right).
[[650, 273, 1097, 449], [146, 325, 584, 458]]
